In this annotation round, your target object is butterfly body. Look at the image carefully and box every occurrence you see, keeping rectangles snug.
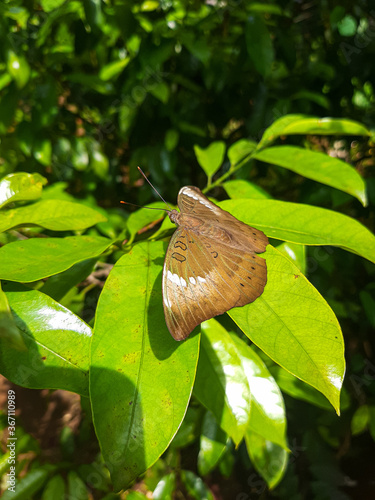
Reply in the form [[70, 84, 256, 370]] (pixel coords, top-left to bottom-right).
[[163, 186, 268, 341]]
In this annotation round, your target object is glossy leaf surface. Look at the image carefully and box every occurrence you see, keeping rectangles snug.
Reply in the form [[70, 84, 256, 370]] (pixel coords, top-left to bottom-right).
[[0, 236, 113, 282], [90, 240, 200, 491], [229, 245, 345, 413], [230, 334, 287, 449], [0, 287, 91, 396], [0, 199, 106, 233], [219, 199, 375, 264], [258, 114, 370, 149], [0, 172, 47, 209], [194, 319, 251, 445], [254, 145, 367, 205]]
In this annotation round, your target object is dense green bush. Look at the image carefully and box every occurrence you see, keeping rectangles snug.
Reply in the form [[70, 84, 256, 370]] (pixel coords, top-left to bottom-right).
[[0, 1, 375, 499]]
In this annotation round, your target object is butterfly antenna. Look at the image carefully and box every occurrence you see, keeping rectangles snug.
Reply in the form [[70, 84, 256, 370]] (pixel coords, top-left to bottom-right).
[[120, 200, 169, 212], [137, 166, 173, 210]]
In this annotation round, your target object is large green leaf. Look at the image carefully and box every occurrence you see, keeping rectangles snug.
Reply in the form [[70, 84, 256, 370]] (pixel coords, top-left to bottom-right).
[[0, 286, 91, 396], [194, 320, 251, 445], [258, 114, 371, 150], [230, 334, 287, 450], [0, 172, 47, 209], [0, 199, 107, 233], [254, 145, 367, 206], [90, 240, 200, 491], [229, 245, 345, 413], [219, 199, 375, 264], [0, 236, 113, 282]]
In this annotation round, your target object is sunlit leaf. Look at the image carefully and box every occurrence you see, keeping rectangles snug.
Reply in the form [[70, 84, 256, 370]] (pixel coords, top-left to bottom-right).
[[258, 114, 371, 149], [254, 145, 367, 206], [0, 236, 113, 282], [0, 199, 106, 233], [90, 240, 200, 491], [219, 199, 375, 264], [229, 245, 345, 413], [194, 319, 251, 445], [0, 286, 91, 395], [0, 172, 47, 209]]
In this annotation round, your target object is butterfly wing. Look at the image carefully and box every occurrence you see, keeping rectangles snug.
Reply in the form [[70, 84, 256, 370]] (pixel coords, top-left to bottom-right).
[[177, 186, 268, 254], [162, 227, 267, 341]]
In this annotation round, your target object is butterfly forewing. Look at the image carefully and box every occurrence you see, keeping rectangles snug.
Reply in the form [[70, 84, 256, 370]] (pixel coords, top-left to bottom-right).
[[163, 187, 268, 341]]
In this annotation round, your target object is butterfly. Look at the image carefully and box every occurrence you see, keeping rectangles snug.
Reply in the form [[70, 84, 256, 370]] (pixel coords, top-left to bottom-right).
[[163, 186, 268, 341]]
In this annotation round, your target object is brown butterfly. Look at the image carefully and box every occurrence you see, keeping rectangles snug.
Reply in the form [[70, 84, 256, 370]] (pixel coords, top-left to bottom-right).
[[163, 186, 268, 341]]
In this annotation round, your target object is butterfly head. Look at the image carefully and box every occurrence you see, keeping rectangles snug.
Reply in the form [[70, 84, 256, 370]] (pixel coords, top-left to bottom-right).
[[168, 209, 181, 226]]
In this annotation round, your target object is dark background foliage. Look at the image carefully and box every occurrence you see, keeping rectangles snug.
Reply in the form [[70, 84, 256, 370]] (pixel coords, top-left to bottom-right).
[[0, 0, 375, 499]]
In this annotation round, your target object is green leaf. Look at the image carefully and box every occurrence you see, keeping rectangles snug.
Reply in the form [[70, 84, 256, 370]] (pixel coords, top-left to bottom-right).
[[227, 139, 256, 166], [1, 467, 49, 500], [171, 407, 202, 449], [0, 286, 91, 396], [219, 199, 375, 264], [153, 473, 176, 500], [41, 259, 97, 301], [180, 470, 214, 500], [33, 138, 52, 166], [0, 282, 26, 351], [254, 145, 367, 206], [150, 81, 170, 104], [126, 202, 167, 244], [351, 405, 369, 435], [269, 364, 351, 411], [72, 138, 89, 171], [194, 319, 251, 445], [0, 235, 113, 282], [41, 475, 66, 500], [230, 334, 288, 449], [0, 199, 107, 233], [0, 172, 47, 209], [90, 149, 109, 180], [194, 142, 226, 179], [198, 411, 228, 476], [7, 50, 30, 89], [99, 57, 131, 81], [90, 240, 200, 491], [245, 14, 274, 78], [245, 432, 288, 489], [222, 180, 271, 200], [229, 246, 345, 413], [40, 0, 67, 11], [258, 114, 370, 150], [67, 470, 89, 500], [276, 241, 306, 274]]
